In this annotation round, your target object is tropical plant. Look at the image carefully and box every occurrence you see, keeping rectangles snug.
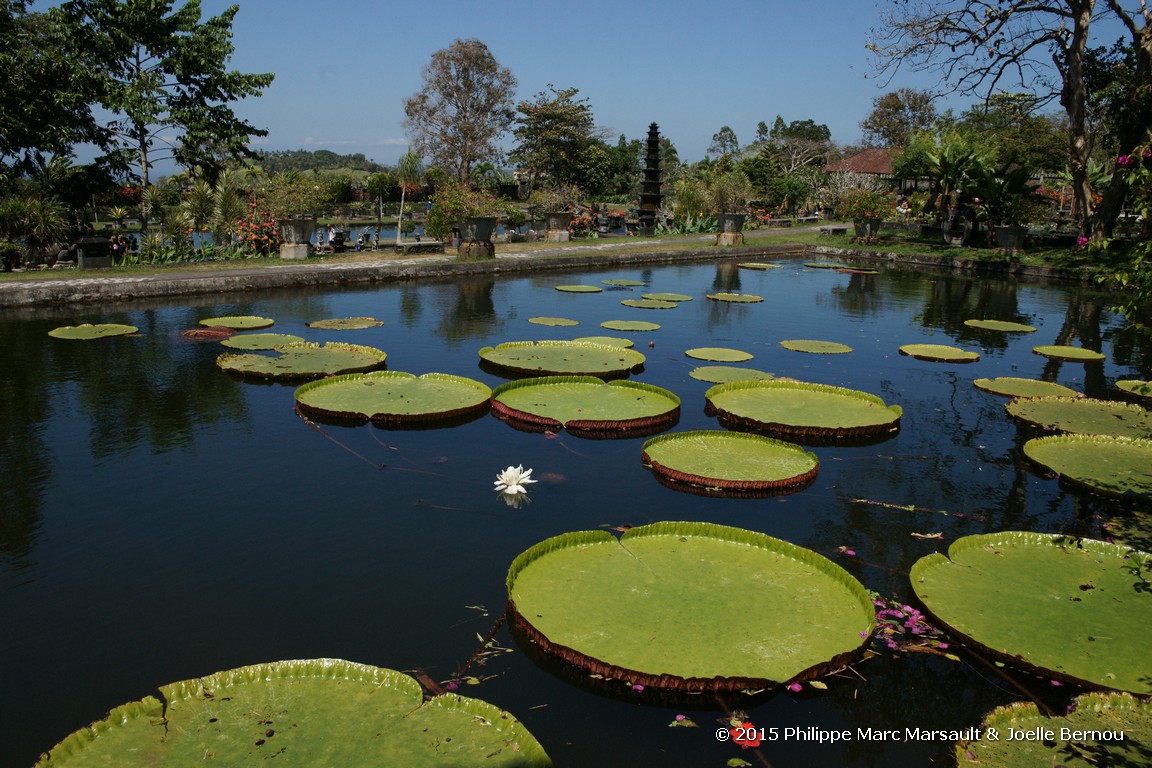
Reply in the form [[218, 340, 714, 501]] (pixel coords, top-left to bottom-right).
[[705, 169, 754, 214], [425, 179, 502, 240], [528, 184, 582, 213], [395, 149, 423, 245], [257, 170, 331, 219], [1107, 140, 1152, 330]]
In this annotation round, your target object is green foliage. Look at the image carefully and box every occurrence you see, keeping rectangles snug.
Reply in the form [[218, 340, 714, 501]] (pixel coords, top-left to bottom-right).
[[511, 85, 595, 187], [956, 93, 1066, 173], [705, 169, 754, 214], [1104, 139, 1152, 329], [860, 88, 938, 148], [256, 149, 384, 174], [837, 188, 894, 220], [425, 180, 503, 240], [257, 171, 333, 217], [965, 166, 1048, 226], [51, 0, 274, 187], [708, 126, 739, 157]]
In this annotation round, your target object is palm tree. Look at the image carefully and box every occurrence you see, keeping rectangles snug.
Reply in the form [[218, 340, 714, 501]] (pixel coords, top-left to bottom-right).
[[395, 149, 424, 246]]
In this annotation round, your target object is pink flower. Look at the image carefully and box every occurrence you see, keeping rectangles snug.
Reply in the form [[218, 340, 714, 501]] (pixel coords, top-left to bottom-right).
[[787, 682, 803, 692], [1077, 236, 1089, 247], [1117, 154, 1135, 167]]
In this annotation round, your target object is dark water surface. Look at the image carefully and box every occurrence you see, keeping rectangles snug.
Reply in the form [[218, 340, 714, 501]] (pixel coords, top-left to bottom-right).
[[2, 256, 1148, 767]]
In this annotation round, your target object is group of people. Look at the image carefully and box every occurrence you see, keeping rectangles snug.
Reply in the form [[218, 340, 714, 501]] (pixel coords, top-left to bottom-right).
[[109, 234, 135, 263], [315, 226, 382, 253]]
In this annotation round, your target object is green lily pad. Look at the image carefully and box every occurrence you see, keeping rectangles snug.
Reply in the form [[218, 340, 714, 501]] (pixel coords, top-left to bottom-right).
[[600, 320, 660, 332], [35, 659, 551, 767], [911, 532, 1152, 693], [706, 379, 902, 440], [685, 347, 753, 362], [555, 284, 602, 293], [642, 293, 693, 302], [295, 371, 492, 425], [220, 333, 305, 350], [738, 262, 783, 270], [479, 341, 646, 378], [1005, 396, 1152, 439], [780, 339, 853, 354], [621, 298, 679, 309], [706, 292, 763, 303], [688, 366, 775, 384], [1117, 379, 1152, 400], [1033, 345, 1106, 362], [1023, 434, 1152, 502], [573, 335, 633, 348], [804, 262, 850, 269], [963, 319, 1037, 333], [217, 341, 387, 381], [641, 430, 817, 495], [306, 317, 383, 330], [199, 315, 274, 330], [899, 343, 981, 363], [491, 376, 679, 436], [957, 691, 1152, 767], [602, 278, 646, 286], [528, 317, 580, 327], [507, 522, 873, 691], [973, 377, 1078, 398], [48, 323, 138, 340]]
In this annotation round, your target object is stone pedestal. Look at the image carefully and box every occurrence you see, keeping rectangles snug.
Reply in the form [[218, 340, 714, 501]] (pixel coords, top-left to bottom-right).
[[280, 243, 311, 260], [546, 230, 571, 242], [457, 240, 495, 260], [77, 236, 112, 269], [715, 232, 745, 246]]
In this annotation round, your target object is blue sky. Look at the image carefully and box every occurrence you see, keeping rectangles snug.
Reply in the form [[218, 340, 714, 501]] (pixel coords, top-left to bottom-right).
[[185, 1, 979, 166]]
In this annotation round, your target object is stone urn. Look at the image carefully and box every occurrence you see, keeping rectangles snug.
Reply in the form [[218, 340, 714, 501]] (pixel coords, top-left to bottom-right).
[[457, 216, 497, 260], [279, 215, 316, 260], [544, 211, 573, 242], [853, 217, 880, 240], [994, 225, 1028, 252], [715, 213, 746, 246]]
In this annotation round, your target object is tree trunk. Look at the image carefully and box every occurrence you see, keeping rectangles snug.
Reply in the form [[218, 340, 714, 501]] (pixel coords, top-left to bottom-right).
[[1059, 0, 1096, 237]]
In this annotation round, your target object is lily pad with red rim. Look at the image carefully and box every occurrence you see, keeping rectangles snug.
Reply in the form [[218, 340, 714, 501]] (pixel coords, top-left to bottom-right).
[[1005, 396, 1152, 439], [216, 341, 387, 381], [973, 377, 1077, 398], [963, 319, 1037, 333], [491, 376, 679, 437], [1117, 379, 1152, 400], [199, 315, 274, 330], [911, 531, 1152, 693], [641, 430, 817, 496], [899, 343, 980, 363], [506, 521, 873, 692], [1033, 344, 1106, 362], [705, 379, 902, 440], [478, 340, 646, 378], [688, 366, 774, 384], [1023, 433, 1152, 502], [295, 371, 492, 425], [555, 284, 602, 293]]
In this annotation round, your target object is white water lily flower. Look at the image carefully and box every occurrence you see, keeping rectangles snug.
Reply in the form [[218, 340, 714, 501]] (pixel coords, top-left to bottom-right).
[[494, 465, 536, 495]]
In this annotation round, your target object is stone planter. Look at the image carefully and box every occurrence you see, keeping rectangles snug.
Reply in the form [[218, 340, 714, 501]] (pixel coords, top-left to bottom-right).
[[994, 225, 1028, 251], [853, 218, 880, 239], [77, 236, 113, 269], [457, 216, 497, 260], [715, 213, 746, 246], [544, 211, 573, 242], [279, 215, 315, 260]]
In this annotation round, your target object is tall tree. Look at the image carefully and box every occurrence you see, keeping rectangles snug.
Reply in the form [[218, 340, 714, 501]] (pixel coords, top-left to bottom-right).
[[0, 2, 107, 178], [510, 85, 595, 188], [956, 93, 1067, 173], [708, 126, 740, 158], [860, 88, 938, 148], [52, 0, 274, 191], [765, 116, 833, 174], [403, 39, 517, 185], [869, 0, 1152, 237]]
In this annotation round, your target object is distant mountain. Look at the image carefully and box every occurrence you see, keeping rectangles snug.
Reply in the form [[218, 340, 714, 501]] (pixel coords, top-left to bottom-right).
[[256, 149, 386, 173]]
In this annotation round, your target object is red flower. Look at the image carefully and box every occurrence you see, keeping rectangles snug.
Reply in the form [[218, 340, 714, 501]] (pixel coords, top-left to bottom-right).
[[730, 722, 761, 749]]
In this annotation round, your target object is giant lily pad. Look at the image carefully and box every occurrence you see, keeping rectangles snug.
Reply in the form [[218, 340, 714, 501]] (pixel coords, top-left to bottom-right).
[[35, 659, 551, 767], [641, 430, 817, 495], [685, 347, 753, 362], [963, 319, 1037, 333], [491, 376, 679, 436], [642, 292, 692, 302], [706, 292, 763, 303], [217, 342, 387, 381], [555, 284, 602, 293], [621, 298, 678, 309], [507, 522, 873, 691], [706, 379, 902, 440], [1117, 379, 1152, 400], [911, 532, 1152, 693], [804, 261, 850, 270], [957, 691, 1152, 767], [295, 371, 491, 425], [199, 315, 274, 330], [1023, 434, 1152, 502], [780, 339, 853, 354], [307, 317, 383, 330], [529, 316, 579, 327], [1033, 345, 1106, 362], [738, 262, 783, 270], [48, 323, 138, 340], [478, 341, 646, 378], [600, 320, 660, 332], [899, 343, 980, 363], [1005, 396, 1152, 439], [573, 335, 633, 348], [973, 377, 1077, 398], [221, 332, 305, 350], [688, 366, 774, 384]]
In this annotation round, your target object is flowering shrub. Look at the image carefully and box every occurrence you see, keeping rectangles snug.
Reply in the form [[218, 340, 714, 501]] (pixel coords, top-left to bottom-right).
[[568, 212, 596, 238], [1108, 139, 1152, 328], [838, 188, 894, 221], [235, 198, 281, 256]]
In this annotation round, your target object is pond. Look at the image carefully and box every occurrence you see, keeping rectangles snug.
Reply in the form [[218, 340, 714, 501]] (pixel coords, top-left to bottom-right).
[[2, 255, 1149, 767]]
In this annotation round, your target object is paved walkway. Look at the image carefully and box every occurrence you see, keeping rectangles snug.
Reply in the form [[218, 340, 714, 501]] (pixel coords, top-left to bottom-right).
[[0, 228, 820, 309]]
